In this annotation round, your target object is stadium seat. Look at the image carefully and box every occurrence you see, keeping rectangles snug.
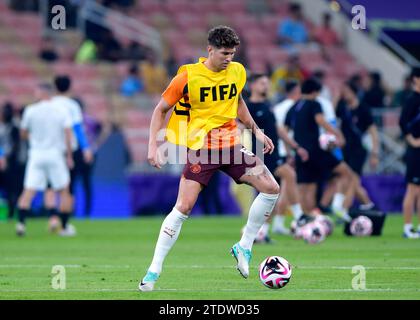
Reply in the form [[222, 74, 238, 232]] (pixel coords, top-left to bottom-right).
[[216, 0, 246, 14], [174, 13, 208, 31], [264, 46, 290, 68]]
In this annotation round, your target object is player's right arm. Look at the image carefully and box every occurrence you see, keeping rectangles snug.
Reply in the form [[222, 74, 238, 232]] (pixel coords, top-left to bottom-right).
[[315, 113, 345, 148], [148, 98, 173, 169], [148, 71, 187, 169]]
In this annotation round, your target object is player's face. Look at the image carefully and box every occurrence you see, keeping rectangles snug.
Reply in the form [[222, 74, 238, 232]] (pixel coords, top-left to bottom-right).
[[252, 76, 270, 97], [342, 85, 355, 101], [209, 46, 236, 70], [413, 76, 420, 90]]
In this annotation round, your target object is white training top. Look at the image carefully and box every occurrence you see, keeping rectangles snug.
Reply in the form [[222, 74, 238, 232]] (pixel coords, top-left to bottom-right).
[[272, 98, 295, 157], [317, 96, 336, 123], [316, 95, 338, 136], [50, 95, 83, 151], [21, 100, 72, 153]]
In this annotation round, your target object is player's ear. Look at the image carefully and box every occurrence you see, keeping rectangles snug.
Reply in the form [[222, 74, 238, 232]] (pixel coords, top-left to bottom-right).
[[207, 45, 213, 56]]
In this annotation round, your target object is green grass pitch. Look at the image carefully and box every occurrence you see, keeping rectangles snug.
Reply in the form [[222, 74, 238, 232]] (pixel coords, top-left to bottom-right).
[[0, 214, 419, 300]]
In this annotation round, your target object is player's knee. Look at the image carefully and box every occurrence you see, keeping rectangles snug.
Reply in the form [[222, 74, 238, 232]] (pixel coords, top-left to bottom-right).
[[265, 181, 280, 195], [175, 201, 194, 214]]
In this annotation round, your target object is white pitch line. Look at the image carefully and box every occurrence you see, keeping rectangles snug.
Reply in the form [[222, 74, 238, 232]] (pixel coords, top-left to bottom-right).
[[0, 265, 130, 268], [0, 288, 419, 293], [0, 265, 419, 270]]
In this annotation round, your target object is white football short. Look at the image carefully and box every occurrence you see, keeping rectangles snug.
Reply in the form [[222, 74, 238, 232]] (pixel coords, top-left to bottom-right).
[[24, 150, 70, 191]]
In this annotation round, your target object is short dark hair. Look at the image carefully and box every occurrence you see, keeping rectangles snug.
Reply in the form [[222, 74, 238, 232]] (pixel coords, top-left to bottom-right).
[[370, 71, 381, 85], [289, 3, 301, 13], [54, 75, 71, 93], [248, 73, 267, 84], [344, 80, 359, 95], [285, 80, 299, 94], [208, 26, 240, 49], [410, 66, 420, 79], [323, 12, 332, 21], [129, 64, 138, 75], [301, 78, 322, 94], [312, 69, 325, 81]]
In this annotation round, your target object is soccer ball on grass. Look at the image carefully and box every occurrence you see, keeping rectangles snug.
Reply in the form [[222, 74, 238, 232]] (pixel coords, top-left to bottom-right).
[[259, 256, 292, 289]]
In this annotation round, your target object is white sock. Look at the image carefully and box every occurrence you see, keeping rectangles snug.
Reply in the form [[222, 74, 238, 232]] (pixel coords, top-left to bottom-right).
[[290, 203, 304, 220], [149, 207, 188, 274], [272, 214, 285, 230], [404, 223, 413, 233], [331, 193, 345, 212], [240, 192, 279, 250]]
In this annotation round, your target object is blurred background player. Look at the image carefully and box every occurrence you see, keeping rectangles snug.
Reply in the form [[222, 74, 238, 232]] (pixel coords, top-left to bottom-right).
[[399, 67, 420, 239], [16, 83, 73, 236], [45, 75, 93, 232], [336, 81, 380, 212], [71, 96, 102, 218], [285, 78, 352, 222], [0, 102, 26, 220], [140, 26, 279, 291], [246, 73, 310, 240]]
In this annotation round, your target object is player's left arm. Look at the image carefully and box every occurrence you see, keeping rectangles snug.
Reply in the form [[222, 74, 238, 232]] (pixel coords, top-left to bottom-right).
[[72, 104, 93, 163], [237, 96, 274, 154]]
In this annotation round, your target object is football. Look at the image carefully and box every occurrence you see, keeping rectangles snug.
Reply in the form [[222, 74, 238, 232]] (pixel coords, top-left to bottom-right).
[[319, 133, 337, 150], [300, 220, 326, 244], [350, 215, 373, 236], [259, 256, 292, 289], [315, 214, 334, 237]]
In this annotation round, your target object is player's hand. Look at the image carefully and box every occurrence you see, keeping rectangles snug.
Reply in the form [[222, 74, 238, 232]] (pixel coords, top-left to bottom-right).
[[255, 130, 274, 154], [0, 157, 6, 171], [148, 145, 163, 169], [408, 137, 420, 148], [66, 154, 74, 170], [262, 134, 275, 154], [296, 147, 309, 162], [369, 153, 379, 169], [83, 149, 93, 164], [335, 134, 345, 148], [286, 155, 295, 167]]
